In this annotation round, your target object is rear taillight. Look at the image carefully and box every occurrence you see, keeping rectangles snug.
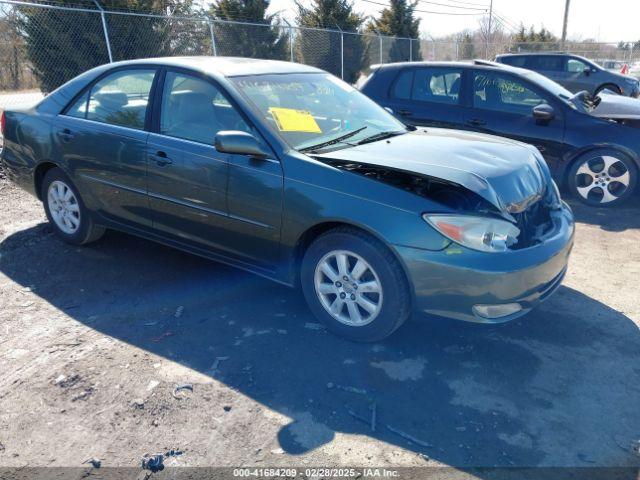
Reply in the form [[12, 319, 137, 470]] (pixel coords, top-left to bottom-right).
[[0, 111, 5, 137]]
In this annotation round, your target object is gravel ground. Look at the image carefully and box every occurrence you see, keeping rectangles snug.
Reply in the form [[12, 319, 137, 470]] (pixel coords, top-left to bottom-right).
[[0, 171, 639, 471]]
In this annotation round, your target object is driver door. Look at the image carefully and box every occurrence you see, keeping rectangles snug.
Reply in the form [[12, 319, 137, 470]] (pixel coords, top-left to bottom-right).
[[147, 69, 283, 269]]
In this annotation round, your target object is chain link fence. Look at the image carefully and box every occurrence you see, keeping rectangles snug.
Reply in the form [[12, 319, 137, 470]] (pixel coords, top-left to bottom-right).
[[1, 0, 639, 116]]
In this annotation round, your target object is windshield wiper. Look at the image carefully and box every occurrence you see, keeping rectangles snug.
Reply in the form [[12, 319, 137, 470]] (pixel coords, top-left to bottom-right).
[[298, 126, 367, 153], [356, 130, 406, 145]]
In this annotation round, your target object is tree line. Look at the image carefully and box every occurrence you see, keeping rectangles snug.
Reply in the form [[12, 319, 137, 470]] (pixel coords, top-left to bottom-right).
[[5, 0, 422, 92]]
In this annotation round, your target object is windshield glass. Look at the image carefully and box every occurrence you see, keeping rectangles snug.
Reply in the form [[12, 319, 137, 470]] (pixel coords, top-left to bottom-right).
[[519, 69, 591, 111], [231, 73, 407, 152]]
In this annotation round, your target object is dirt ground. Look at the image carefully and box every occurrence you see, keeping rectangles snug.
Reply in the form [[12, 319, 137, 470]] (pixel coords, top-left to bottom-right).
[[0, 169, 639, 472]]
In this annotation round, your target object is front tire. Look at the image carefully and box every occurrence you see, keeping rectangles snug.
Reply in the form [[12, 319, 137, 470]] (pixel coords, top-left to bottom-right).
[[41, 168, 105, 245], [594, 84, 621, 96], [567, 150, 637, 207], [301, 227, 411, 342]]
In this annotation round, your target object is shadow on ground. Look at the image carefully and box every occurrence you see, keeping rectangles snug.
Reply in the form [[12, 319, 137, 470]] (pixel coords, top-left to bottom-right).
[[1, 223, 639, 469], [565, 196, 640, 232]]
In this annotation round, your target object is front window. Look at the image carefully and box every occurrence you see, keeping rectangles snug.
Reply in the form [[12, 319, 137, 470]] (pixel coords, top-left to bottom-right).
[[473, 72, 546, 115], [231, 73, 406, 152], [160, 71, 251, 145], [567, 58, 591, 73]]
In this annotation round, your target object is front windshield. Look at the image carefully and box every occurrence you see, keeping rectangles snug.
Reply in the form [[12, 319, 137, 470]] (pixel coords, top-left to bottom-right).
[[519, 69, 591, 112], [520, 70, 574, 101], [231, 73, 407, 152]]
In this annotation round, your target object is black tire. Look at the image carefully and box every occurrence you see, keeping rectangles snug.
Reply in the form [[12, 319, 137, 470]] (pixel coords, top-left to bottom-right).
[[567, 149, 637, 207], [300, 227, 411, 342], [595, 84, 621, 96], [41, 167, 106, 245]]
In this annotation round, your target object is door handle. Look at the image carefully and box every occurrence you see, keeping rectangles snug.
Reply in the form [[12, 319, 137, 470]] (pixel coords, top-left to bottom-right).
[[397, 109, 412, 117], [151, 150, 172, 167], [465, 118, 487, 127], [57, 128, 75, 142]]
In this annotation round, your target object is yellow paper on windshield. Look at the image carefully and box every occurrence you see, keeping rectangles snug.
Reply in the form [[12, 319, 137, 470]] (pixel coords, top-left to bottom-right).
[[269, 107, 321, 133]]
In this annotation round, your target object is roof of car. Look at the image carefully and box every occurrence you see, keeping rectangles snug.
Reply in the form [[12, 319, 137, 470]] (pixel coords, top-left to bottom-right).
[[103, 56, 323, 77], [373, 59, 522, 73], [496, 52, 585, 58]]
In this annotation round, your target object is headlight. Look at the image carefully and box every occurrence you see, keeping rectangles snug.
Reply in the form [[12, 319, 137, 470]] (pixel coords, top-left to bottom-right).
[[423, 214, 520, 253], [625, 78, 639, 86]]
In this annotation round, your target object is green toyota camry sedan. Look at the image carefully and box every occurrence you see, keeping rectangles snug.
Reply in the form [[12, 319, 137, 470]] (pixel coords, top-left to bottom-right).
[[0, 57, 574, 341]]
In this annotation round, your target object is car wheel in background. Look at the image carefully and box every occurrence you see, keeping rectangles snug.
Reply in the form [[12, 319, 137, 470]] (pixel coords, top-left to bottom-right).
[[41, 167, 106, 245], [568, 149, 637, 207], [301, 227, 411, 342], [595, 83, 622, 96]]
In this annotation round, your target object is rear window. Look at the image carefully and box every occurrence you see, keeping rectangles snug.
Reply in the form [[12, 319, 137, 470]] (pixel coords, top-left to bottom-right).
[[532, 56, 564, 71], [500, 56, 527, 67]]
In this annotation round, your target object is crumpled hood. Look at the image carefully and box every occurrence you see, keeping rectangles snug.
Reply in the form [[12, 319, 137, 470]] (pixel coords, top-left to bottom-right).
[[314, 128, 551, 219], [591, 91, 640, 120]]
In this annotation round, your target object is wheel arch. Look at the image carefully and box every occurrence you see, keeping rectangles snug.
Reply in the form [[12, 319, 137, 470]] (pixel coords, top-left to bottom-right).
[[595, 83, 622, 95], [33, 160, 62, 201], [289, 220, 414, 301]]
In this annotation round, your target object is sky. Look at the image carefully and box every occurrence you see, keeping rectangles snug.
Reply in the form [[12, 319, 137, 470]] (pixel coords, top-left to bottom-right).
[[266, 0, 640, 42]]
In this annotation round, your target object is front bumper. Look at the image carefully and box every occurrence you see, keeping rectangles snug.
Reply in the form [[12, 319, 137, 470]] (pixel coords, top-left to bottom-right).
[[394, 203, 574, 324]]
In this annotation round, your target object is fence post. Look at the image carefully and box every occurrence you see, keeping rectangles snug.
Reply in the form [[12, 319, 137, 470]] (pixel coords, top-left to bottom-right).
[[409, 38, 412, 61], [91, 0, 113, 63], [284, 20, 294, 63], [455, 41, 459, 60], [206, 17, 217, 56], [378, 34, 383, 64], [340, 31, 344, 79]]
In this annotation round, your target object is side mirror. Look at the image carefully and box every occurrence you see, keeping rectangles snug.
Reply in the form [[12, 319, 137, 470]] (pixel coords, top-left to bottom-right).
[[532, 103, 555, 123], [583, 66, 592, 76], [214, 131, 270, 159]]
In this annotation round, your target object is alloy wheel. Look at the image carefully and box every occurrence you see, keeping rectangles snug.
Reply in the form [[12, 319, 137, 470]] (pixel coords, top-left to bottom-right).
[[314, 250, 383, 327], [574, 155, 630, 204], [47, 180, 81, 234]]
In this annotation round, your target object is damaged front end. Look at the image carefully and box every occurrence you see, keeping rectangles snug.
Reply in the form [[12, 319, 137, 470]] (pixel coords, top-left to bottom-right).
[[319, 156, 560, 251], [589, 92, 640, 129]]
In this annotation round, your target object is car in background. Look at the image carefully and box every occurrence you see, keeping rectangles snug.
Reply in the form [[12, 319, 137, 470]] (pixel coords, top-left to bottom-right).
[[1, 57, 574, 340], [359, 60, 640, 207], [495, 53, 640, 98], [598, 59, 627, 73]]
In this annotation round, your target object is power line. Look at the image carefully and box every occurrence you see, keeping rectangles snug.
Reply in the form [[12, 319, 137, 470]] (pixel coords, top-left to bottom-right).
[[413, 0, 487, 11], [492, 13, 519, 33], [493, 10, 520, 32], [437, 0, 489, 7], [361, 0, 487, 15]]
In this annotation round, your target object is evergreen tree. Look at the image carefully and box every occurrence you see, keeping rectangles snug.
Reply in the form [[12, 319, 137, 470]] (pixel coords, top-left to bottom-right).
[[18, 0, 197, 92], [366, 0, 420, 62], [296, 0, 365, 83], [209, 0, 288, 60], [459, 32, 474, 59]]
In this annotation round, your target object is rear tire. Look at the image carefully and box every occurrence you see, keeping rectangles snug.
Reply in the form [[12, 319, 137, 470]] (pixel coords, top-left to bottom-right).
[[567, 149, 637, 207], [301, 227, 411, 342], [41, 168, 106, 245]]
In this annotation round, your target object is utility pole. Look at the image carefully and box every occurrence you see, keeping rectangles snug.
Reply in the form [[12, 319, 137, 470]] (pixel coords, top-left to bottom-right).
[[485, 0, 493, 59], [561, 0, 571, 51]]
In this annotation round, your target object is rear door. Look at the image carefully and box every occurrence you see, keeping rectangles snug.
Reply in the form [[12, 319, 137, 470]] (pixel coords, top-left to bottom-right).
[[56, 67, 157, 227], [384, 66, 466, 129], [463, 69, 566, 173], [529, 55, 565, 85]]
